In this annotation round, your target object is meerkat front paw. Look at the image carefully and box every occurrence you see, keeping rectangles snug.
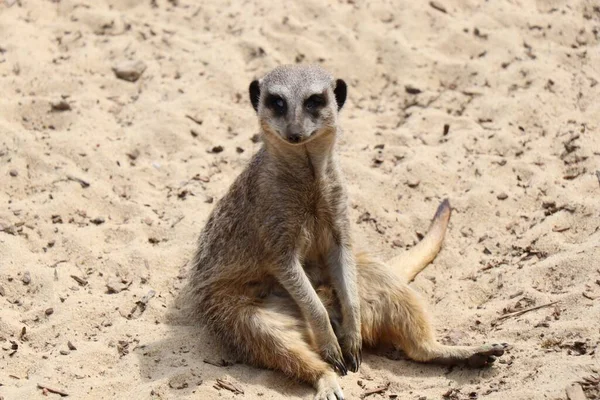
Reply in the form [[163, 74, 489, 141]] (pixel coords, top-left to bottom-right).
[[339, 333, 362, 373], [314, 371, 344, 400], [318, 334, 347, 376]]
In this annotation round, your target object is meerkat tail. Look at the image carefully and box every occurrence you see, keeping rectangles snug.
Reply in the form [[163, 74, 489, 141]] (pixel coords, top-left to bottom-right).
[[388, 199, 451, 282]]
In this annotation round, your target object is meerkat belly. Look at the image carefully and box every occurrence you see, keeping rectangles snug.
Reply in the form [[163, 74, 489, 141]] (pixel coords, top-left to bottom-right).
[[300, 219, 335, 288]]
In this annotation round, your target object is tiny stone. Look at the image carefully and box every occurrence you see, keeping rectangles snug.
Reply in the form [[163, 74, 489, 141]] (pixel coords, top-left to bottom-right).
[[126, 149, 140, 160], [407, 179, 420, 188], [45, 308, 54, 316], [405, 85, 422, 94], [392, 239, 403, 247], [112, 60, 147, 82], [168, 375, 189, 390], [68, 341, 77, 351], [106, 278, 126, 294], [208, 145, 224, 154], [90, 217, 105, 225], [372, 155, 384, 166], [497, 192, 508, 200], [50, 100, 71, 112], [9, 169, 18, 177], [22, 271, 31, 285], [60, 350, 70, 356]]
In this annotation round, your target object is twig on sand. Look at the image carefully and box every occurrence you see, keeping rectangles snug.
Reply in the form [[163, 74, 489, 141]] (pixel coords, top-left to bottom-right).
[[214, 378, 244, 394], [49, 260, 68, 268], [185, 114, 203, 125], [127, 289, 156, 319], [493, 301, 559, 324], [70, 275, 87, 286], [37, 383, 69, 397], [66, 175, 90, 188], [361, 382, 390, 399], [429, 1, 447, 14]]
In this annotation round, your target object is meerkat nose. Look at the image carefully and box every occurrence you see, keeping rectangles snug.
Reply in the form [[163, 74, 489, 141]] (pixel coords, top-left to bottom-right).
[[287, 133, 302, 143]]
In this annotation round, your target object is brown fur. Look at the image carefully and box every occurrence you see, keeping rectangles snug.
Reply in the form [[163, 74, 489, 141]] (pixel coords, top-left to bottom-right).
[[181, 65, 506, 400]]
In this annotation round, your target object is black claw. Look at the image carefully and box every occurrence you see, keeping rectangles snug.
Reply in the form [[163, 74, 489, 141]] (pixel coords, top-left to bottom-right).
[[488, 355, 497, 363], [334, 360, 347, 376], [350, 358, 357, 373]]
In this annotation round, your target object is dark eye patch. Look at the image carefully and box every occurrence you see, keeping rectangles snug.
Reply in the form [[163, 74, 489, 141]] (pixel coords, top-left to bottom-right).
[[265, 94, 287, 116], [304, 94, 326, 111]]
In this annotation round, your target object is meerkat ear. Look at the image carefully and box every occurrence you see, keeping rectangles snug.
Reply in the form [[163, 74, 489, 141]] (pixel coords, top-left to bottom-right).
[[249, 80, 260, 112], [334, 79, 347, 111]]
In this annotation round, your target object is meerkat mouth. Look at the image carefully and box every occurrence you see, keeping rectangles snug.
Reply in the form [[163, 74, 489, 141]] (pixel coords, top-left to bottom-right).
[[278, 129, 319, 145]]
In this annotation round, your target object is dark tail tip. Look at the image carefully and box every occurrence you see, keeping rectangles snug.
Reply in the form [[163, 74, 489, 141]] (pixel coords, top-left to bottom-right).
[[434, 198, 451, 221]]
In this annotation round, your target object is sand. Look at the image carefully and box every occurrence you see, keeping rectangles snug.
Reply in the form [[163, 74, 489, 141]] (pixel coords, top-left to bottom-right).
[[1, 0, 599, 399]]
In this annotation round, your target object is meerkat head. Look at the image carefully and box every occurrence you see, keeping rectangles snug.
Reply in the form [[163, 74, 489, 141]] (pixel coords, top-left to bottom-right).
[[248, 65, 347, 145]]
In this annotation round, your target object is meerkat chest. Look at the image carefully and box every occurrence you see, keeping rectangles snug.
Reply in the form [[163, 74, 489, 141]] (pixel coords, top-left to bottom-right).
[[297, 182, 341, 269], [299, 219, 335, 286]]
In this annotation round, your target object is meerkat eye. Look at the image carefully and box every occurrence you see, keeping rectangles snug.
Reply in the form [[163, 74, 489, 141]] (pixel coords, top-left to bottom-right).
[[266, 94, 287, 116], [305, 94, 326, 111]]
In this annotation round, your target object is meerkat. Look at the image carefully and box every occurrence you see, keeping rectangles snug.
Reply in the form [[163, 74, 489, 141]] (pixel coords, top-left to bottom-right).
[[181, 65, 507, 400]]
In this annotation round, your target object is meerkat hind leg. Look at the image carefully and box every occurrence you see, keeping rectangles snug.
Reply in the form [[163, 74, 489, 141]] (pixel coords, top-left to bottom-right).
[[356, 254, 507, 367], [231, 297, 344, 400]]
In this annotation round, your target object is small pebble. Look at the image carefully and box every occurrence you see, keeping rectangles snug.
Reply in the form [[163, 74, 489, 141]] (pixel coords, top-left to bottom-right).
[[443, 124, 450, 136], [407, 179, 420, 188], [405, 85, 422, 94], [208, 145, 224, 154], [497, 192, 508, 200], [126, 149, 140, 160], [106, 278, 126, 294], [90, 217, 105, 225], [22, 271, 31, 285], [45, 308, 54, 316], [68, 341, 77, 351], [60, 350, 70, 356], [112, 60, 147, 82], [9, 169, 18, 177], [50, 100, 71, 112]]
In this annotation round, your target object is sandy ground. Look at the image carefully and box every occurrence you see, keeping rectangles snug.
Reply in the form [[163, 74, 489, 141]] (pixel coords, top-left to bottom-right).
[[1, 0, 600, 399]]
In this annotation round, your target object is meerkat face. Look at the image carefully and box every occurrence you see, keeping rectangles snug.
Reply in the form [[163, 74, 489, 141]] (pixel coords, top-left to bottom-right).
[[248, 65, 347, 145]]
